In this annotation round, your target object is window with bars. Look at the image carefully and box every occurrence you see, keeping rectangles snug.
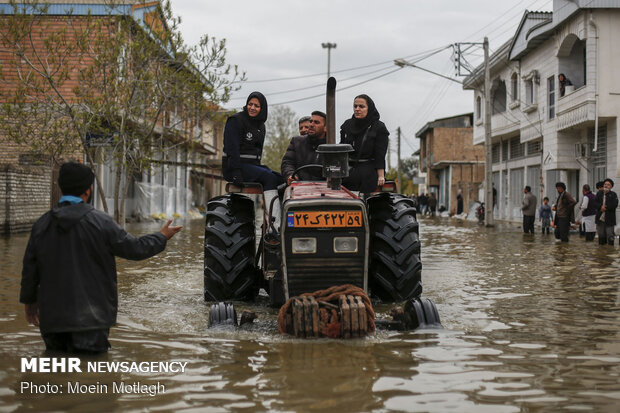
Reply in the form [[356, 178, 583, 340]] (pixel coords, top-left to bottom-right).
[[509, 137, 525, 159], [527, 140, 542, 155], [502, 140, 509, 161], [492, 143, 500, 163]]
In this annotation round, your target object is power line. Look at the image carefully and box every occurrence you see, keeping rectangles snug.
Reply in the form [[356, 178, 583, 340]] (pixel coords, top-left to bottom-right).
[[230, 45, 453, 102], [236, 45, 451, 84], [271, 67, 404, 106]]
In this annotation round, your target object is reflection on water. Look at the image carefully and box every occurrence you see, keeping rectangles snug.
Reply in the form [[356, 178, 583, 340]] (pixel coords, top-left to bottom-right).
[[0, 217, 619, 411]]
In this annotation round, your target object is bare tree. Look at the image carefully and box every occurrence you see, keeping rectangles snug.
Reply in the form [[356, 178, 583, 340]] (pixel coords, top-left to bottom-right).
[[262, 105, 297, 172], [0, 0, 244, 223]]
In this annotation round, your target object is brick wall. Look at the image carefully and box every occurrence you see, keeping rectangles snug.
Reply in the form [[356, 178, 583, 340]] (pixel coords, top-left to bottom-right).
[[0, 164, 51, 234]]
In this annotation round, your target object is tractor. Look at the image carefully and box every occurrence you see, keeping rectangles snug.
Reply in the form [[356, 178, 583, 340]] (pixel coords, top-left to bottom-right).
[[203, 78, 440, 334]]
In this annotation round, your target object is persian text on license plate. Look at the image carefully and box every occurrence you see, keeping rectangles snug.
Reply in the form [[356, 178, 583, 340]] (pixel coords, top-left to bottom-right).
[[287, 211, 363, 228]]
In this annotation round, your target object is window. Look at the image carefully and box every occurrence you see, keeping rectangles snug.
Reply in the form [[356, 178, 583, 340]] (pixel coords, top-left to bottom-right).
[[502, 140, 509, 161], [476, 96, 482, 120], [558, 35, 586, 90], [491, 79, 506, 114], [492, 143, 500, 163], [511, 72, 518, 102], [527, 140, 542, 155], [548, 76, 555, 120], [525, 78, 534, 105], [509, 137, 525, 159]]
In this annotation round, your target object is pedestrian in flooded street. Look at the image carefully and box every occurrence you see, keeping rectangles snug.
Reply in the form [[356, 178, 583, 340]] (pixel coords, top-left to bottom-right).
[[521, 185, 536, 234], [579, 184, 597, 241], [552, 182, 576, 242], [428, 193, 437, 217], [539, 197, 552, 234], [20, 162, 182, 353], [595, 178, 618, 245]]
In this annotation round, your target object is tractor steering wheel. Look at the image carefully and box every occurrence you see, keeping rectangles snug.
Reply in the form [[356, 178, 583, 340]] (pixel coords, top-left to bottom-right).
[[289, 164, 323, 184]]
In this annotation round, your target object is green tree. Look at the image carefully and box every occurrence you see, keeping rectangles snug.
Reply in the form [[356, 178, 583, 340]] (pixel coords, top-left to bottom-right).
[[0, 0, 243, 224], [262, 105, 297, 172]]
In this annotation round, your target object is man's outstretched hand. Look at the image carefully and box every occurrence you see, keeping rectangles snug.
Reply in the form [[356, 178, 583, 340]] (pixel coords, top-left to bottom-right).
[[160, 219, 183, 240]]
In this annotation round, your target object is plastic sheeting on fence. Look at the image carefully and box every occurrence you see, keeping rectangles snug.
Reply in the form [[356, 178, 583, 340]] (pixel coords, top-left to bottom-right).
[[134, 181, 192, 220]]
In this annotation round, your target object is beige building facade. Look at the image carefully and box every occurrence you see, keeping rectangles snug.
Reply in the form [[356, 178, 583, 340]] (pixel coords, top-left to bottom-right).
[[464, 0, 620, 222]]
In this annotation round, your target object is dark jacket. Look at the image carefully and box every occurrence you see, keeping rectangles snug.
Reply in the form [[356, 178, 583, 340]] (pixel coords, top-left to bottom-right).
[[582, 192, 597, 217], [539, 204, 552, 219], [555, 190, 576, 220], [20, 202, 167, 333], [223, 91, 268, 172], [339, 119, 389, 170], [595, 190, 618, 226], [281, 134, 325, 180]]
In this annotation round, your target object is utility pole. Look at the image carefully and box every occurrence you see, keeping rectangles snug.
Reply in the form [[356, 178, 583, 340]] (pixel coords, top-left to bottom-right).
[[397, 127, 402, 193], [483, 37, 494, 227], [321, 42, 337, 78]]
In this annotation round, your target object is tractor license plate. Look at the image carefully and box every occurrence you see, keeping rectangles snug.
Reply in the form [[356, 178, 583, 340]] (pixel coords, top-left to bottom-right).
[[287, 211, 363, 228]]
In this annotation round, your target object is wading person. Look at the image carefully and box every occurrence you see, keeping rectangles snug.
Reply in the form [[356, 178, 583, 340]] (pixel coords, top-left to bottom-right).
[[594, 178, 618, 245], [539, 197, 552, 234], [298, 115, 311, 136], [281, 111, 327, 185], [579, 184, 597, 241], [552, 182, 576, 242], [222, 91, 284, 229], [428, 193, 438, 217], [521, 185, 537, 234], [339, 94, 389, 193], [20, 162, 182, 353]]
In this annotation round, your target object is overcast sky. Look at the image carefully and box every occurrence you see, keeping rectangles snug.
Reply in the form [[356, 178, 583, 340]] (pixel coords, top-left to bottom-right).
[[170, 0, 553, 162]]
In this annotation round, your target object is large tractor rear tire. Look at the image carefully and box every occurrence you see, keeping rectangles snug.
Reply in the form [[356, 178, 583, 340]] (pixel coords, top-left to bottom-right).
[[367, 193, 422, 302], [204, 194, 257, 301]]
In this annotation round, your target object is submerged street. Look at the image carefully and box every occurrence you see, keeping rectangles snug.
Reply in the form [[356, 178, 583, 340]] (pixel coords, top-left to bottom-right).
[[1, 217, 619, 412]]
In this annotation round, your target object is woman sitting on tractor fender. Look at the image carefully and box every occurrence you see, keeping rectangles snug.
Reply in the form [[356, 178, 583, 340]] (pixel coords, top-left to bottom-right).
[[222, 91, 284, 231], [339, 94, 389, 193], [222, 91, 283, 190]]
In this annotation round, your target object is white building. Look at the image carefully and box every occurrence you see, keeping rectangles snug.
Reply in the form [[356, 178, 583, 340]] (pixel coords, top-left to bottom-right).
[[464, 0, 620, 222]]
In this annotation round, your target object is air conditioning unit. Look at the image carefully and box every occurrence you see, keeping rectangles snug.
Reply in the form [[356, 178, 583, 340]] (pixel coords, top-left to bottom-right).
[[574, 143, 591, 159]]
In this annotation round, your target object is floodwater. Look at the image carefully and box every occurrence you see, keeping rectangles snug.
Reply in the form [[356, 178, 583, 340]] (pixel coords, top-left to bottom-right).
[[1, 216, 619, 412]]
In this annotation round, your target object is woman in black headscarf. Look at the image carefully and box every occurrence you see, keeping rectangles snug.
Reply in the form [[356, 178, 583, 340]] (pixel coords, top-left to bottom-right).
[[222, 91, 283, 191], [340, 94, 389, 193]]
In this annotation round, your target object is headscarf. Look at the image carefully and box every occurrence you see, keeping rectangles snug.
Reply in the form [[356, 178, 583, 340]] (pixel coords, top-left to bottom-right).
[[342, 94, 381, 135], [242, 91, 268, 123]]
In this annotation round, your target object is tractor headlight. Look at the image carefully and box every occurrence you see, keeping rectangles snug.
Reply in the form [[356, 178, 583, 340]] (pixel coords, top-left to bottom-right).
[[333, 237, 358, 253], [292, 237, 317, 254]]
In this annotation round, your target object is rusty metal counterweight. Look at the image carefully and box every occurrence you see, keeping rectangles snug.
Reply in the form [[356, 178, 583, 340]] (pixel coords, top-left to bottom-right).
[[278, 284, 375, 339]]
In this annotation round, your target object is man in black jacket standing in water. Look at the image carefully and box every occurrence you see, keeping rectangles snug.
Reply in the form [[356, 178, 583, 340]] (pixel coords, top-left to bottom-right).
[[20, 162, 182, 353]]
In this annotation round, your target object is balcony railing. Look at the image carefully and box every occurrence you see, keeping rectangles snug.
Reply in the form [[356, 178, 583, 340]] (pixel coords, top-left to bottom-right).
[[556, 85, 596, 131]]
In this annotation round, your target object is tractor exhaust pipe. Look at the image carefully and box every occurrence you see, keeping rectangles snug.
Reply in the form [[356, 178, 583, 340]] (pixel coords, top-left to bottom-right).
[[326, 77, 336, 144]]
